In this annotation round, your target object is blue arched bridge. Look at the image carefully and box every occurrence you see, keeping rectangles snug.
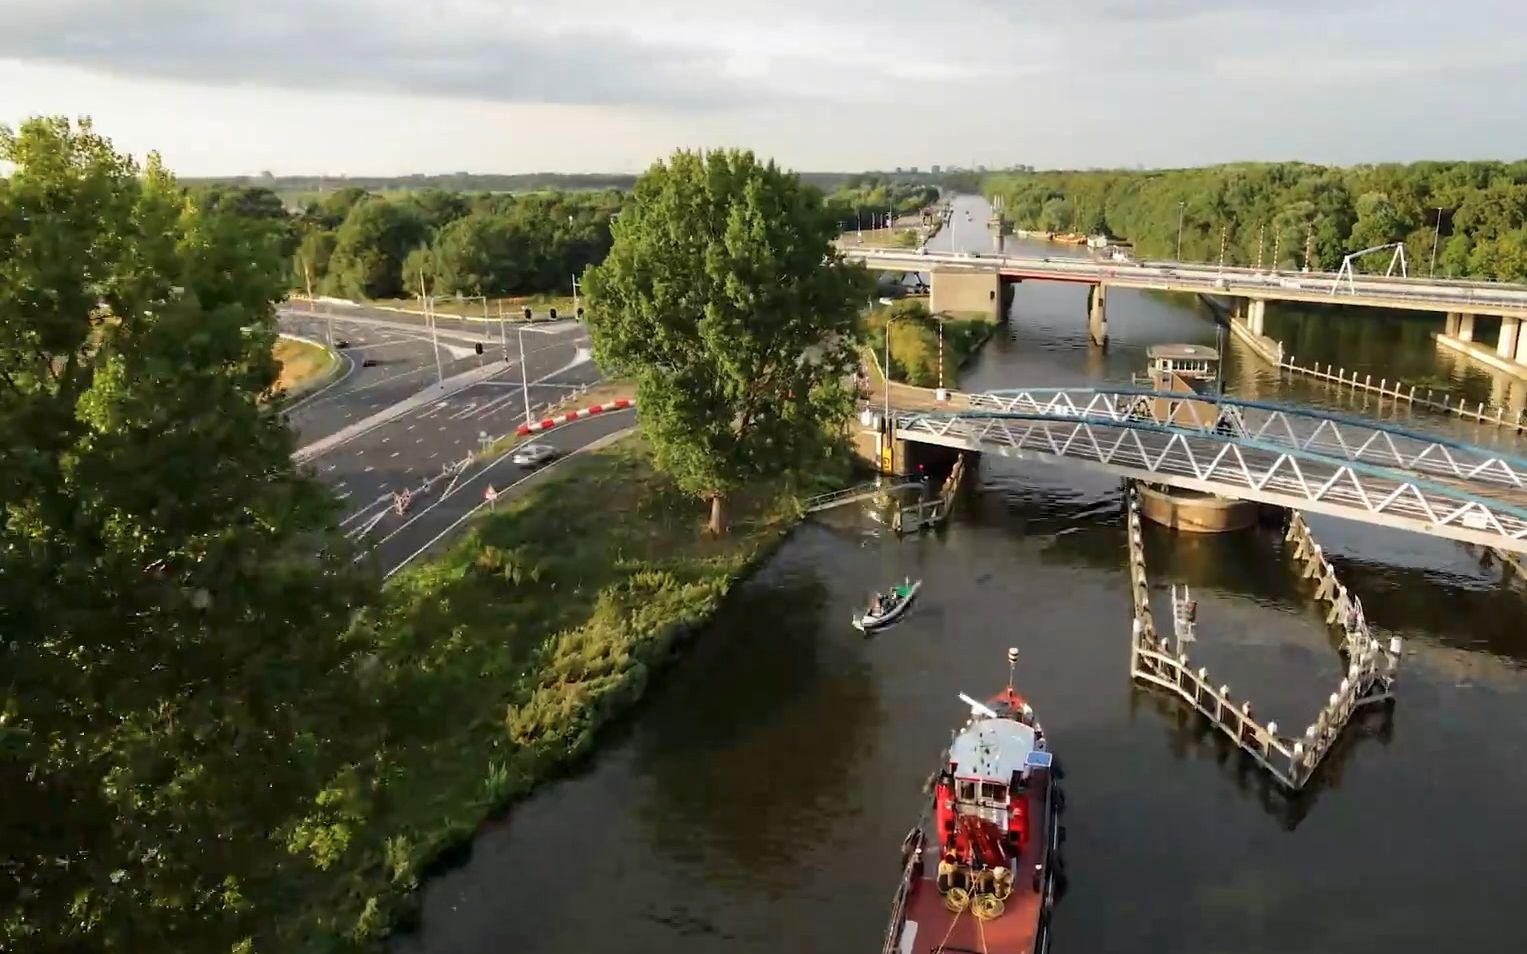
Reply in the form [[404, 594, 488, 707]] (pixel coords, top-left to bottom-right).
[[891, 388, 1527, 553]]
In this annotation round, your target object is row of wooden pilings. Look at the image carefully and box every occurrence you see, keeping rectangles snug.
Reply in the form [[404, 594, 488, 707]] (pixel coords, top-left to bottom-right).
[[1227, 311, 1527, 433], [1125, 483, 1403, 790]]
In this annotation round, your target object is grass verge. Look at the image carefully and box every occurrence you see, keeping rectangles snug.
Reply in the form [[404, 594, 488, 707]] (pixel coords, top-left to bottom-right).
[[273, 336, 337, 395], [842, 227, 920, 249], [861, 300, 996, 388], [280, 435, 841, 950]]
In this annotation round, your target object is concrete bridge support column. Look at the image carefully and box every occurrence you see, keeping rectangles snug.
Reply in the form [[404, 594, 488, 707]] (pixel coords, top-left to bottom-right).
[[929, 268, 1002, 321], [1246, 299, 1267, 337], [1087, 283, 1108, 346], [1457, 313, 1476, 342], [1498, 316, 1521, 359], [1518, 325, 1527, 365], [1445, 312, 1461, 337]]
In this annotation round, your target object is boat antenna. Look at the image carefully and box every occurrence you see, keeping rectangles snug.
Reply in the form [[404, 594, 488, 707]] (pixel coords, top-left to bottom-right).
[[1006, 647, 1018, 692]]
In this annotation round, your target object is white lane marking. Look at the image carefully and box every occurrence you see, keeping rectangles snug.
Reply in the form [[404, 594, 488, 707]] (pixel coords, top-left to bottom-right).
[[364, 465, 375, 473], [381, 423, 632, 579], [381, 436, 390, 444], [326, 464, 338, 472], [337, 491, 352, 500], [406, 424, 416, 431], [415, 437, 424, 444], [390, 451, 400, 459]]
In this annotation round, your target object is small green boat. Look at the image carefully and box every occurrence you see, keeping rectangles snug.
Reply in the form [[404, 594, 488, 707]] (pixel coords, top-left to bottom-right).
[[853, 577, 922, 632]]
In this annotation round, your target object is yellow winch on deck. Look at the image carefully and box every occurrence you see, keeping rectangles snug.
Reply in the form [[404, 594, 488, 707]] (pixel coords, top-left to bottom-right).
[[936, 859, 1012, 920]]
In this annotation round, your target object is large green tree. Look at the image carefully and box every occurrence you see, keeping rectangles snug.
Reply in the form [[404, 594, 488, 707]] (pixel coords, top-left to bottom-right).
[[582, 149, 866, 533], [0, 117, 369, 952], [324, 196, 424, 299]]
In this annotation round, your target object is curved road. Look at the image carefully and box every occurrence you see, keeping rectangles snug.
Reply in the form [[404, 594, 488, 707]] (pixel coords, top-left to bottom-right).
[[277, 305, 626, 575]]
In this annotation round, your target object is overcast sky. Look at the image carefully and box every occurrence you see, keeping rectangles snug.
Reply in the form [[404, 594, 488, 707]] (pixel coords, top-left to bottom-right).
[[2, 0, 1525, 176]]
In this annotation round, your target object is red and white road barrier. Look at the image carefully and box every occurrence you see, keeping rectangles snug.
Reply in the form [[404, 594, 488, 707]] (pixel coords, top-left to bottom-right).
[[515, 398, 636, 436]]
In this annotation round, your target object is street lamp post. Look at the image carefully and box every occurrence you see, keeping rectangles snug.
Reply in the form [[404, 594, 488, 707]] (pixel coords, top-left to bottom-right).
[[1175, 202, 1185, 261], [518, 320, 531, 426], [419, 266, 443, 386], [1430, 206, 1444, 277], [498, 300, 508, 362]]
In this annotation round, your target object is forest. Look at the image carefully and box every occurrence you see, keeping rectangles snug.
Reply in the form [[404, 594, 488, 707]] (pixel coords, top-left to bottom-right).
[[193, 183, 624, 301], [983, 161, 1527, 281]]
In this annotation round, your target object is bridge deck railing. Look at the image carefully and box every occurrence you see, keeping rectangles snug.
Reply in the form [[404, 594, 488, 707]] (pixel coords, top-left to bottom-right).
[[961, 387, 1527, 483], [895, 410, 1527, 551]]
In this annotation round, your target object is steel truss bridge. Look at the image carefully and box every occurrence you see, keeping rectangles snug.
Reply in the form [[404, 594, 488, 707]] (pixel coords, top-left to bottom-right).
[[893, 388, 1527, 553]]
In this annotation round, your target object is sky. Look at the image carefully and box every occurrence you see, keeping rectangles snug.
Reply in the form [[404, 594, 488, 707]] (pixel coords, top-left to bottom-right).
[[2, 0, 1526, 177]]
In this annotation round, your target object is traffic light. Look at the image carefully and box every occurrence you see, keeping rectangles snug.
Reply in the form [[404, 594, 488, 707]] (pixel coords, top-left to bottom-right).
[[576, 307, 584, 320], [523, 306, 532, 322], [549, 308, 558, 320], [474, 342, 483, 355]]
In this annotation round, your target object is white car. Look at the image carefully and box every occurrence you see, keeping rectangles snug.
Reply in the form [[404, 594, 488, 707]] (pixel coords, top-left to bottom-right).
[[511, 443, 558, 467]]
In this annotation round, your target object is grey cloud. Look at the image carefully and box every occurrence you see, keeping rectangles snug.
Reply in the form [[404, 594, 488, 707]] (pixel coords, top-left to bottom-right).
[[0, 0, 767, 109]]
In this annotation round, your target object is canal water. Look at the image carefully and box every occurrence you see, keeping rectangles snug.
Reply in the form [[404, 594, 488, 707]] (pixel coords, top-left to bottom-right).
[[392, 197, 1527, 954]]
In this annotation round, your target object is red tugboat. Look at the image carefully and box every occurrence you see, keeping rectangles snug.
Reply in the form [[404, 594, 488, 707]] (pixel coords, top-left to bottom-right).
[[882, 648, 1064, 954]]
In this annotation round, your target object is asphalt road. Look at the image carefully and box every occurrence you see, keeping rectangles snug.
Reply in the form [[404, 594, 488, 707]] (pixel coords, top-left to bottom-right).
[[277, 307, 591, 446], [274, 303, 636, 577], [350, 409, 636, 577]]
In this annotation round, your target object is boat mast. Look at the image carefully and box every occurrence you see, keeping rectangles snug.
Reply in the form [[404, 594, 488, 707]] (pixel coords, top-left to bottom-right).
[[1006, 647, 1018, 692]]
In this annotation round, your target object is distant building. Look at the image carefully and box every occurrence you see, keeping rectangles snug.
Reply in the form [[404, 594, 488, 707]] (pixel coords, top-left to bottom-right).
[[930, 164, 941, 175]]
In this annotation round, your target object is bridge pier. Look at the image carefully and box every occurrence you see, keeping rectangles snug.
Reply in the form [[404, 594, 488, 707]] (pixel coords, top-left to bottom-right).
[[929, 267, 1002, 321], [1499, 316, 1521, 360], [1087, 283, 1108, 346], [1246, 298, 1267, 337], [1452, 311, 1476, 342]]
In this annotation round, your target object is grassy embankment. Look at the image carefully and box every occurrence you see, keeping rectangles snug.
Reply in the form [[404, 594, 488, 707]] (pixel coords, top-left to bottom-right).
[[281, 434, 846, 949], [843, 227, 920, 249], [272, 336, 337, 395], [861, 300, 998, 389], [369, 293, 578, 320]]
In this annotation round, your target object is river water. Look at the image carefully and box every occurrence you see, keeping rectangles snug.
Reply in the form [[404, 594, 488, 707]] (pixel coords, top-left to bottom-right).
[[392, 196, 1527, 954]]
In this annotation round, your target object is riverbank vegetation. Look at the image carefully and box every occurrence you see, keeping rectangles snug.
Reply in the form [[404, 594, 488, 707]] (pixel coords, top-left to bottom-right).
[[863, 299, 996, 388], [583, 148, 869, 534], [984, 161, 1527, 281], [285, 434, 823, 948]]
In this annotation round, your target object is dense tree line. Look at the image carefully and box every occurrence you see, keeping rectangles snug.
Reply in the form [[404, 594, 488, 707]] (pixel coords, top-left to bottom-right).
[[984, 161, 1527, 281], [185, 182, 623, 302]]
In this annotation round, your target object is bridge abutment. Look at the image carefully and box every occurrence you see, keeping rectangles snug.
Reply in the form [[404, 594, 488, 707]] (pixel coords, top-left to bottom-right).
[[929, 268, 1001, 321], [1087, 283, 1108, 346]]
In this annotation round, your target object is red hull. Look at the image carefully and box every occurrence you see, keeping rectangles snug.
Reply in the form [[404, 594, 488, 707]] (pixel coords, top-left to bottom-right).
[[881, 691, 1063, 954]]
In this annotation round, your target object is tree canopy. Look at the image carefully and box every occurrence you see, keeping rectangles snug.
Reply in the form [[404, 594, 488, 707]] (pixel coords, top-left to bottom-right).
[[984, 160, 1527, 280], [0, 116, 372, 952], [582, 149, 868, 533]]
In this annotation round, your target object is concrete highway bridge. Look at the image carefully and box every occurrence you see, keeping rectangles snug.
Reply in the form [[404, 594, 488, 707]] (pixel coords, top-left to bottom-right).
[[881, 387, 1527, 553], [843, 246, 1527, 363]]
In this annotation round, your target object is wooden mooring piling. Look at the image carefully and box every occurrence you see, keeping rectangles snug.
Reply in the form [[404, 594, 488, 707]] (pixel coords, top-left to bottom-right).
[[1125, 483, 1402, 790]]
